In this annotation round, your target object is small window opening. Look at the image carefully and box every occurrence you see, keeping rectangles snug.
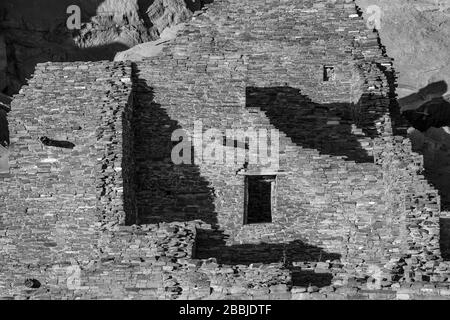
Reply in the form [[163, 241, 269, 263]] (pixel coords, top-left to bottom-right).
[[244, 175, 275, 224], [323, 65, 335, 82], [39, 136, 75, 149]]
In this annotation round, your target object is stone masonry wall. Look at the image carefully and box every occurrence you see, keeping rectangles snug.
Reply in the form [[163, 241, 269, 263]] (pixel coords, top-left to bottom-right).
[[0, 59, 292, 300], [373, 134, 442, 282], [0, 60, 132, 295], [1, 0, 449, 300], [134, 0, 442, 280]]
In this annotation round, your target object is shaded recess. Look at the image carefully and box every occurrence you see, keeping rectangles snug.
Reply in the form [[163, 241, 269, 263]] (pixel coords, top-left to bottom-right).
[[245, 175, 274, 224], [39, 136, 75, 149]]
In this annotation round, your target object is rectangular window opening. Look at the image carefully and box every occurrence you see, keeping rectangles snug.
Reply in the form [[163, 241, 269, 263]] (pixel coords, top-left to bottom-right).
[[323, 65, 335, 82], [244, 175, 276, 224]]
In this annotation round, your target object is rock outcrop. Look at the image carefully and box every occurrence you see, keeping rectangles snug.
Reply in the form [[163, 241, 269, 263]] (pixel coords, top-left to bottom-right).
[[0, 0, 208, 95], [114, 24, 186, 61], [356, 0, 450, 99]]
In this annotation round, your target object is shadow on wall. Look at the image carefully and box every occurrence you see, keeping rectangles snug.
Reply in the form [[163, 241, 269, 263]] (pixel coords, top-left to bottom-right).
[[195, 229, 341, 265], [128, 68, 340, 287], [400, 81, 450, 211], [130, 66, 217, 226], [290, 268, 334, 287], [194, 229, 340, 288], [0, 108, 8, 147], [440, 217, 450, 261], [246, 87, 378, 163], [0, 108, 9, 173]]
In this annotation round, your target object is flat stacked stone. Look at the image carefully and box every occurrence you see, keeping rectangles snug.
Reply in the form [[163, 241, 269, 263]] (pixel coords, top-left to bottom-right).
[[0, 0, 448, 300]]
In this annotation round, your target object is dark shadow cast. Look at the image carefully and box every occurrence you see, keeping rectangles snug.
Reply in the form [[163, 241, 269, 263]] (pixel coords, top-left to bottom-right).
[[0, 101, 10, 174], [39, 136, 75, 149], [66, 43, 131, 62], [137, 0, 154, 27], [291, 268, 334, 287], [396, 81, 450, 211], [440, 217, 450, 261], [127, 68, 340, 288], [403, 97, 450, 132], [194, 229, 340, 265], [194, 228, 339, 288], [246, 87, 375, 163], [130, 64, 217, 226], [0, 108, 9, 147], [399, 81, 448, 115], [184, 0, 215, 12]]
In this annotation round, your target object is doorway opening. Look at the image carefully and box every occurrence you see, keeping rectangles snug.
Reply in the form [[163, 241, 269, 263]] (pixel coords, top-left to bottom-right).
[[244, 175, 276, 224]]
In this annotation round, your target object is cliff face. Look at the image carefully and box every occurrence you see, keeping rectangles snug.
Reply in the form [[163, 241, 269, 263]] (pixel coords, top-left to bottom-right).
[[0, 0, 208, 95], [356, 0, 450, 99]]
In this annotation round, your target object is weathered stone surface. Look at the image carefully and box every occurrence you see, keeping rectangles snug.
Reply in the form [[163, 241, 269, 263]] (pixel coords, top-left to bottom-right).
[[1, 0, 450, 300]]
